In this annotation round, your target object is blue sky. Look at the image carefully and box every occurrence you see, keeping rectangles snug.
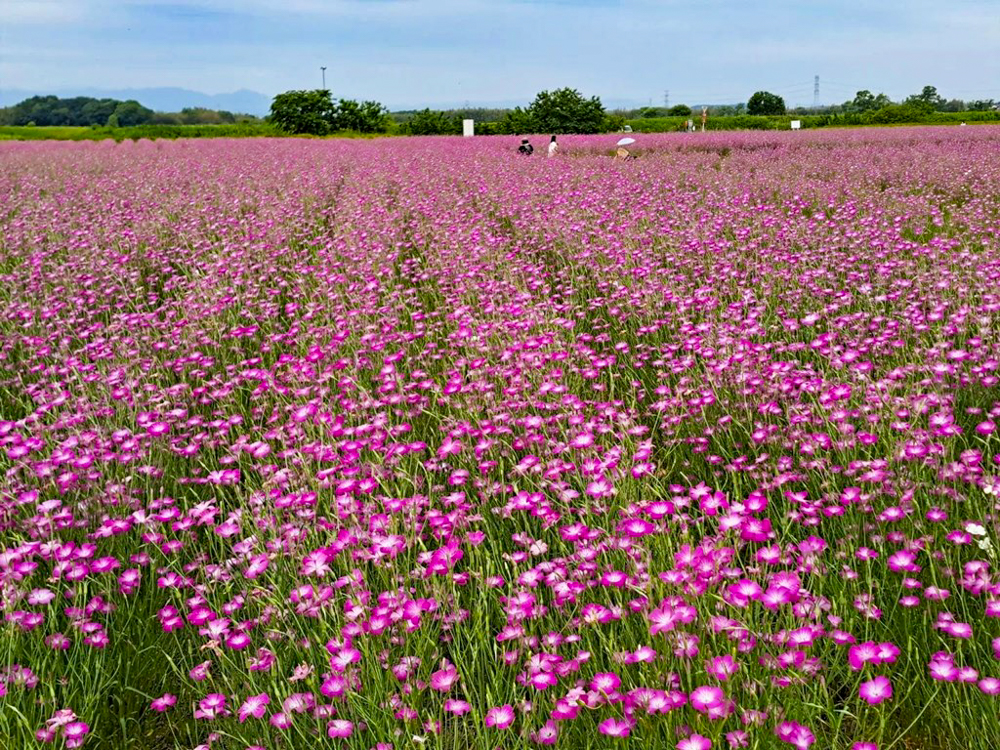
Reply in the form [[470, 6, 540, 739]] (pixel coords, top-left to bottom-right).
[[2, 0, 999, 110]]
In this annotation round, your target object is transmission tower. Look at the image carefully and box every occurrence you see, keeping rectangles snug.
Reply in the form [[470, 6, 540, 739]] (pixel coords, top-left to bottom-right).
[[813, 76, 820, 108], [664, 90, 669, 108]]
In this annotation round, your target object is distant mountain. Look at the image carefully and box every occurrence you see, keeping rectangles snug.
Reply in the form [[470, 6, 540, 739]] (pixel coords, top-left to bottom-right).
[[0, 87, 273, 115]]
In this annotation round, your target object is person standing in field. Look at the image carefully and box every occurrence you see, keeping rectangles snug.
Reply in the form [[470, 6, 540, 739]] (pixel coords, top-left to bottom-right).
[[547, 135, 558, 158]]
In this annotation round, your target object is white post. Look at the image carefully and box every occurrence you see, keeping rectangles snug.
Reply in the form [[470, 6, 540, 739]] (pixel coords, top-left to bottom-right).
[[463, 119, 475, 137]]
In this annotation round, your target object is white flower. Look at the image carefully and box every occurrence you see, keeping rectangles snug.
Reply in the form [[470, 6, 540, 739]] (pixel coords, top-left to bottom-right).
[[966, 523, 987, 537]]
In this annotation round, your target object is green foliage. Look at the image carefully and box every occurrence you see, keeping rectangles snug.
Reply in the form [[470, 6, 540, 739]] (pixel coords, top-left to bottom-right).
[[268, 91, 391, 135], [526, 88, 609, 134], [667, 104, 693, 116], [869, 103, 933, 124], [628, 114, 803, 132], [2, 95, 153, 127], [906, 85, 945, 110], [708, 103, 746, 117], [269, 89, 338, 135], [604, 113, 628, 132], [0, 122, 279, 142], [847, 90, 891, 113], [401, 109, 461, 135], [335, 99, 391, 133], [625, 108, 1000, 133], [746, 91, 786, 116], [967, 99, 997, 112], [496, 107, 536, 135], [109, 100, 154, 127], [391, 107, 508, 125]]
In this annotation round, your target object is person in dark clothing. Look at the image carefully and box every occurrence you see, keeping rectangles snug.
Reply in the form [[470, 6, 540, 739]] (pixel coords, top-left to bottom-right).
[[517, 138, 534, 155]]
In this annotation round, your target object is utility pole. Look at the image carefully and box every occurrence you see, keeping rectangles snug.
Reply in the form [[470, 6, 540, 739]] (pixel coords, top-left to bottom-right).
[[321, 66, 327, 91]]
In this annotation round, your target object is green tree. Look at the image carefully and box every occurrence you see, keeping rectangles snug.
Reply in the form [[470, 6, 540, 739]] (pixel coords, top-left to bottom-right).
[[667, 104, 693, 116], [867, 103, 934, 124], [109, 100, 154, 127], [403, 109, 460, 135], [269, 89, 337, 135], [849, 90, 878, 113], [526, 88, 608, 133], [80, 99, 118, 126], [335, 99, 390, 133], [746, 91, 786, 116], [905, 85, 945, 111], [967, 99, 997, 112]]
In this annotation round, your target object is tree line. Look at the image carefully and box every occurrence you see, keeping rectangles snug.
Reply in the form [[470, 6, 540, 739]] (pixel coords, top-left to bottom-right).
[[624, 85, 996, 120], [0, 95, 261, 128], [6, 83, 994, 136], [269, 87, 624, 136]]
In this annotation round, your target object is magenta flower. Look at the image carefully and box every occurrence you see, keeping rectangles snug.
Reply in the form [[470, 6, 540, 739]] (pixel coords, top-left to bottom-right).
[[678, 735, 713, 750], [429, 666, 459, 692], [618, 518, 654, 537], [150, 694, 177, 712], [598, 717, 631, 737], [706, 654, 739, 681], [979, 677, 1000, 695], [775, 721, 815, 748], [63, 721, 90, 743], [238, 693, 270, 723], [444, 699, 471, 715], [590, 672, 621, 693], [327, 719, 354, 739], [321, 675, 349, 698], [330, 647, 362, 672], [859, 676, 893, 704], [532, 720, 559, 745], [485, 704, 515, 729], [689, 685, 725, 714]]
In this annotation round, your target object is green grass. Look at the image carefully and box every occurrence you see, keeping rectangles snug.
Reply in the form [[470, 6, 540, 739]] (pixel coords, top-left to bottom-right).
[[0, 123, 279, 141]]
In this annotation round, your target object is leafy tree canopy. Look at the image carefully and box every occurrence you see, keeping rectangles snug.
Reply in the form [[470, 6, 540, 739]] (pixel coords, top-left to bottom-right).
[[1, 95, 153, 127], [746, 91, 786, 116], [848, 90, 891, 113], [335, 99, 390, 134], [526, 88, 608, 134], [905, 85, 945, 111], [402, 109, 461, 136], [269, 90, 338, 135], [268, 90, 390, 135]]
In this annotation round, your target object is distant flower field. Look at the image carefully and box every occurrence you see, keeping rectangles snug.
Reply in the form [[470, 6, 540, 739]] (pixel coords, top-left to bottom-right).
[[2, 127, 1000, 750]]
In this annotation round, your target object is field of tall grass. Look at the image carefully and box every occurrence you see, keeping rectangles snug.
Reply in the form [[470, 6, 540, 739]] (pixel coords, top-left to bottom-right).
[[2, 127, 1000, 749]]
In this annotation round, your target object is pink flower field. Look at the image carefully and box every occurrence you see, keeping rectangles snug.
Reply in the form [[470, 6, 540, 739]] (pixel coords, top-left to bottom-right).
[[2, 126, 1000, 749]]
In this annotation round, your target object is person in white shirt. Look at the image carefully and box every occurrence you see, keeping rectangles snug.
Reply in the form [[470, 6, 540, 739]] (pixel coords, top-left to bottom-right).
[[547, 135, 558, 158]]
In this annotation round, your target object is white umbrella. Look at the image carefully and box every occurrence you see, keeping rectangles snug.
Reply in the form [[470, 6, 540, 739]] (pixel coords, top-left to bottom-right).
[[617, 137, 636, 146]]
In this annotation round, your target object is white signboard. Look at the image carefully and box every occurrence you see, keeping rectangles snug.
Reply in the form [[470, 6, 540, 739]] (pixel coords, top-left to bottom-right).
[[463, 119, 475, 137], [790, 120, 802, 130]]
